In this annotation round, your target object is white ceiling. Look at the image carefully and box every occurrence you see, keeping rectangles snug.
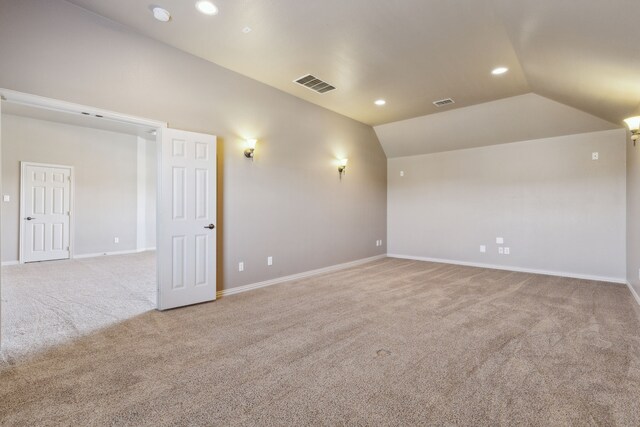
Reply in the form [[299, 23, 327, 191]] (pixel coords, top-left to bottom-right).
[[61, 0, 639, 155], [374, 94, 619, 158], [63, 0, 640, 127]]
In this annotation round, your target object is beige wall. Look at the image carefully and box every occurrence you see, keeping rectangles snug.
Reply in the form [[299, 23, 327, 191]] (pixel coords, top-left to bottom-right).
[[0, 0, 387, 290], [388, 129, 627, 281], [1, 114, 144, 261], [627, 132, 640, 297]]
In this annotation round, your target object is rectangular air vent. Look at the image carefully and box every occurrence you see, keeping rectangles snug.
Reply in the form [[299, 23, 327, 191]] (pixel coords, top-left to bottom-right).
[[433, 98, 455, 107], [294, 74, 336, 94]]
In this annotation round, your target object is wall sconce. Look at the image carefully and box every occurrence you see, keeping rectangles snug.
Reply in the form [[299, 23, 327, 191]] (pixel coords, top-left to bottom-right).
[[338, 158, 348, 179], [624, 117, 640, 146], [244, 139, 257, 159]]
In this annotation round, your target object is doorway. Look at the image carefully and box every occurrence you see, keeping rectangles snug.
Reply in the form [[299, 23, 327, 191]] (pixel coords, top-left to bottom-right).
[[0, 89, 218, 361]]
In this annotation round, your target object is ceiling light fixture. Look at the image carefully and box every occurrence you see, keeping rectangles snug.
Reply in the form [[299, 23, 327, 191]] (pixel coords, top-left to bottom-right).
[[624, 116, 640, 146], [196, 1, 218, 15], [491, 67, 509, 75], [374, 99, 386, 106], [152, 6, 171, 22]]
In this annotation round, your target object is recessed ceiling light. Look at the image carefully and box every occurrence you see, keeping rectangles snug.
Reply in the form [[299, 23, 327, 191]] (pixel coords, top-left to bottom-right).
[[491, 67, 509, 75], [374, 99, 386, 106], [242, 27, 252, 34], [196, 1, 218, 15], [152, 6, 171, 22]]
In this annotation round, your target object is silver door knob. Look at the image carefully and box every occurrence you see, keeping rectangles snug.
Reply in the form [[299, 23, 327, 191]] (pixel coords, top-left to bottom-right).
[[204, 224, 215, 229], [25, 217, 36, 221]]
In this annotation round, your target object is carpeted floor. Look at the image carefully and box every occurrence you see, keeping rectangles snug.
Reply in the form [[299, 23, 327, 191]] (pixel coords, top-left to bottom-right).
[[1, 257, 640, 425], [1, 252, 156, 362]]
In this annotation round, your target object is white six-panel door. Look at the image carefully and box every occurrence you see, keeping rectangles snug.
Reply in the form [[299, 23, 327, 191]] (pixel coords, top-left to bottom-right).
[[157, 129, 217, 310], [21, 163, 72, 263]]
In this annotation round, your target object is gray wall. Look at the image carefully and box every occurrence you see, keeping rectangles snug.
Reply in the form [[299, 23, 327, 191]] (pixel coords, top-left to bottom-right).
[[388, 129, 627, 281], [1, 114, 140, 260], [627, 132, 640, 296], [145, 141, 156, 249], [0, 0, 387, 290]]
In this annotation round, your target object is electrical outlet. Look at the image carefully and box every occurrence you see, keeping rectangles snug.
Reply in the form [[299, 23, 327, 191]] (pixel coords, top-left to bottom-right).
[[504, 247, 510, 255], [496, 237, 504, 244], [238, 262, 244, 272], [480, 245, 486, 253], [498, 247, 504, 254], [2, 195, 9, 202], [267, 256, 273, 266], [592, 152, 599, 160], [400, 171, 405, 177], [114, 237, 119, 244]]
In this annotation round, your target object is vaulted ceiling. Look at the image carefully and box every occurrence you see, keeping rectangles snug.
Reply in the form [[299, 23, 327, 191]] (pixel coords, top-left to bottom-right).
[[64, 0, 640, 129]]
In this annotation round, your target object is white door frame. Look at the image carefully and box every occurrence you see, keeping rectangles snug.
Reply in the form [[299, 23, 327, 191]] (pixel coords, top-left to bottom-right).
[[19, 161, 75, 264], [0, 89, 170, 345]]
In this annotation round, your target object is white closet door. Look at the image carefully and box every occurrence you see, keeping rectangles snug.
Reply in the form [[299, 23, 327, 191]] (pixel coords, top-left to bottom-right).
[[21, 163, 72, 263], [157, 128, 217, 310]]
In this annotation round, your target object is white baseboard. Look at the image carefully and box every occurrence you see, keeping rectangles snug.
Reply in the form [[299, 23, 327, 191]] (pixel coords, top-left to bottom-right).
[[387, 254, 627, 285], [136, 247, 156, 253], [217, 254, 387, 298], [74, 249, 152, 259], [1, 260, 20, 267], [627, 282, 640, 307]]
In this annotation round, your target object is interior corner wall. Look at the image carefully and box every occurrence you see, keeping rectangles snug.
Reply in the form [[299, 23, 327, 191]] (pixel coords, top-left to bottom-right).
[[626, 132, 640, 297], [388, 129, 627, 281], [0, 0, 387, 290], [1, 114, 139, 261]]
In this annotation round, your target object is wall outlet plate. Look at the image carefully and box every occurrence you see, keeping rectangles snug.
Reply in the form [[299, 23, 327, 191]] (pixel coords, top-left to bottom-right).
[[592, 152, 599, 160], [2, 195, 9, 202], [114, 237, 119, 244], [498, 247, 504, 254], [400, 171, 404, 177], [239, 262, 244, 272], [504, 247, 510, 255], [267, 256, 273, 266], [480, 245, 486, 253]]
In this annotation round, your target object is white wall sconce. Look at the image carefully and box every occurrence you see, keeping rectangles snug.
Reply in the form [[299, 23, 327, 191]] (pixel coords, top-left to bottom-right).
[[338, 158, 348, 179], [624, 116, 640, 146], [244, 139, 257, 159]]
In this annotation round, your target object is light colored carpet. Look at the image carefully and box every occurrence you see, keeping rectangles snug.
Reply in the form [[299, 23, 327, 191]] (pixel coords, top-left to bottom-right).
[[1, 257, 640, 425], [1, 252, 156, 363]]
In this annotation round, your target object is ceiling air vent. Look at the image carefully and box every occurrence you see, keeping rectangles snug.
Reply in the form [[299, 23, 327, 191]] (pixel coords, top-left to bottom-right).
[[433, 98, 455, 107], [294, 74, 336, 94]]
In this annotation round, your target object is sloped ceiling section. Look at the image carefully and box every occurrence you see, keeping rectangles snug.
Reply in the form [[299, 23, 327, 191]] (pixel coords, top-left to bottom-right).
[[64, 0, 639, 128], [493, 0, 640, 124], [374, 94, 619, 158]]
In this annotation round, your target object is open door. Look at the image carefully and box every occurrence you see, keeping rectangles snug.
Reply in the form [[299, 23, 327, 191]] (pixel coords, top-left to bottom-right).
[[157, 128, 217, 310]]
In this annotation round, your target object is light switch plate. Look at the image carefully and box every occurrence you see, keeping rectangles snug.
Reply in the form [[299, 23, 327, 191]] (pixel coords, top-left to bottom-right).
[[2, 195, 9, 202], [496, 237, 504, 244], [480, 245, 486, 253], [239, 262, 244, 272], [267, 256, 273, 266]]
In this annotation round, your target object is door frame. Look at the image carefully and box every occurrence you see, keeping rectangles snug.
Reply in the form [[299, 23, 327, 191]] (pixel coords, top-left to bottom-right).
[[0, 88, 169, 331], [19, 161, 75, 264]]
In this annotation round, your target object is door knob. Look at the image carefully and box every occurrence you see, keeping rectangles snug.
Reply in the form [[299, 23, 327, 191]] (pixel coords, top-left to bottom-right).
[[25, 217, 36, 221], [204, 224, 215, 229]]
